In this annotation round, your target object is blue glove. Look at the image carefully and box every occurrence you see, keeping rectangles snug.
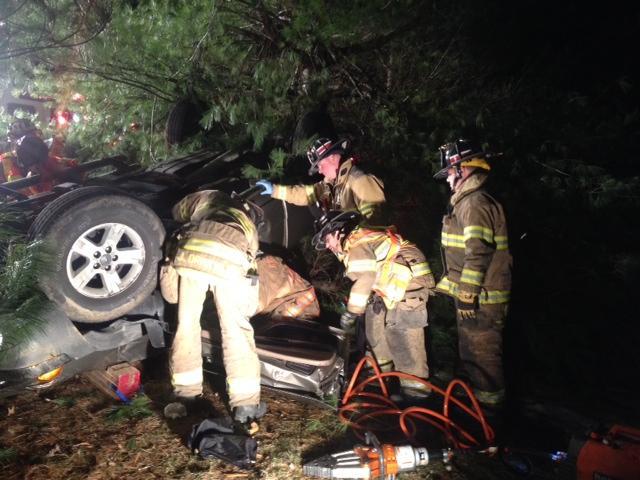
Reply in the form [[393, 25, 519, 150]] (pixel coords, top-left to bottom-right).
[[255, 179, 273, 196]]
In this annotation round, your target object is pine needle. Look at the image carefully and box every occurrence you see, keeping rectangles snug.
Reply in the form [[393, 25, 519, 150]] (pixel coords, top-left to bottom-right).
[[105, 395, 153, 423]]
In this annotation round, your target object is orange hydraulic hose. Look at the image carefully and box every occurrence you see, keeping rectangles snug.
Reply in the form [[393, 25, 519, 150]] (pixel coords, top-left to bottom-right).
[[338, 356, 495, 449]]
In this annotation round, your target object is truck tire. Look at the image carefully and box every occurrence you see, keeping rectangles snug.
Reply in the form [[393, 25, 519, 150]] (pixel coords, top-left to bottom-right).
[[29, 187, 165, 323], [165, 99, 203, 146]]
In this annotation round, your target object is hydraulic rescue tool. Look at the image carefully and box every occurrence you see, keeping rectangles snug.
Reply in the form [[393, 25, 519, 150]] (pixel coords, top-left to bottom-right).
[[303, 432, 453, 479]]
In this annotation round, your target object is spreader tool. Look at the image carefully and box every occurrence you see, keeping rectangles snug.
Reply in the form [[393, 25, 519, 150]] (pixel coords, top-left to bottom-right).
[[303, 432, 453, 479]]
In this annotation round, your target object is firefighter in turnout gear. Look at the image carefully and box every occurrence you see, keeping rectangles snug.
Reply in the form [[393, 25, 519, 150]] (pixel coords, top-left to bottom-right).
[[165, 190, 265, 423], [313, 211, 436, 399], [2, 119, 40, 186], [1, 119, 78, 194], [434, 140, 512, 407], [256, 138, 385, 221]]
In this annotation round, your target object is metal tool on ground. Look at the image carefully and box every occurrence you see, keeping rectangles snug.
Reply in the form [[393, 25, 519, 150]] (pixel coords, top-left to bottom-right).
[[303, 431, 453, 479]]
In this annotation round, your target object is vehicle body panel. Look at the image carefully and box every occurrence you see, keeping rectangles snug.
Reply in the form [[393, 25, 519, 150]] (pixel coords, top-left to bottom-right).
[[0, 294, 166, 398]]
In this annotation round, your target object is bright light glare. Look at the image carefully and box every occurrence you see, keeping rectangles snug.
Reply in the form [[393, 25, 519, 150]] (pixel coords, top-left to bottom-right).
[[57, 113, 68, 126]]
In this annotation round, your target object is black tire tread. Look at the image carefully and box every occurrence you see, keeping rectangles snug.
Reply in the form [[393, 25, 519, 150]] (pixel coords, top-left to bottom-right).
[[165, 99, 203, 146], [28, 186, 123, 240]]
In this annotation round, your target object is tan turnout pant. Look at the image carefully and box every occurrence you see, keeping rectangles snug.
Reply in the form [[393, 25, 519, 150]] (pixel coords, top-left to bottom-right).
[[170, 270, 260, 408], [365, 287, 430, 392]]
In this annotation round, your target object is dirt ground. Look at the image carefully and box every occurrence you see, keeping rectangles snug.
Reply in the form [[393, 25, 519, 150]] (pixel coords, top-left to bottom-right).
[[0, 359, 577, 480]]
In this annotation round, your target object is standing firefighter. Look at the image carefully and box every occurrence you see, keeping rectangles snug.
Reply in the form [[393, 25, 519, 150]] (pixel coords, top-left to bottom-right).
[[433, 140, 512, 407], [256, 138, 385, 221], [164, 190, 265, 423], [313, 211, 435, 400]]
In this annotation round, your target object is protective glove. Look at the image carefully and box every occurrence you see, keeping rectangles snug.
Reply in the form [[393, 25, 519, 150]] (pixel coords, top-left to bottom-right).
[[456, 291, 478, 321], [255, 179, 273, 196], [339, 311, 360, 335]]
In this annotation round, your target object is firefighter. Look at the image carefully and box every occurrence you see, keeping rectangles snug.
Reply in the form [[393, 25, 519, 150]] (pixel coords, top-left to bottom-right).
[[256, 137, 385, 221], [433, 139, 512, 407], [312, 211, 436, 399], [2, 119, 39, 184], [163, 190, 265, 423], [160, 190, 321, 420], [1, 135, 48, 196], [1, 119, 77, 193]]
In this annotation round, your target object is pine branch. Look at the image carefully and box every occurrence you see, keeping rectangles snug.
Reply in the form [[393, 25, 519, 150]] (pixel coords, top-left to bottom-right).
[[0, 0, 29, 23]]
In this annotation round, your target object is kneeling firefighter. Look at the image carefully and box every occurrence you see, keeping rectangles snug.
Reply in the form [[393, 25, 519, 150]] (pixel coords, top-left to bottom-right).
[[312, 211, 436, 399]]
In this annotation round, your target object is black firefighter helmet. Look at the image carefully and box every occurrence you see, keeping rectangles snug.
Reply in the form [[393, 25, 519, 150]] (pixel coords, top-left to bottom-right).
[[311, 210, 362, 250], [433, 139, 491, 180], [306, 137, 349, 176]]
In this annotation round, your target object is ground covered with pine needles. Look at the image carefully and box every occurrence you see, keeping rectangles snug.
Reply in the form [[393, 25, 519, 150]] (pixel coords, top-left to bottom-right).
[[0, 358, 576, 480]]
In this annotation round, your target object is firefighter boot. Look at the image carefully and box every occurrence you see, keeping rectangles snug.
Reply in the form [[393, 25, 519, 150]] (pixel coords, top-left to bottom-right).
[[164, 394, 211, 419], [233, 401, 267, 424]]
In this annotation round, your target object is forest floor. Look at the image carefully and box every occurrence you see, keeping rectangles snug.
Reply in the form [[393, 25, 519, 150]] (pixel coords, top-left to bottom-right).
[[0, 355, 584, 480]]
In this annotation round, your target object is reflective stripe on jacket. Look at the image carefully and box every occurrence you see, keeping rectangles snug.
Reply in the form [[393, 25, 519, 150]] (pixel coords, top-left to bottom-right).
[[1, 152, 23, 182], [1, 151, 40, 196], [341, 227, 435, 313], [272, 158, 385, 220], [170, 191, 258, 279], [436, 172, 512, 303]]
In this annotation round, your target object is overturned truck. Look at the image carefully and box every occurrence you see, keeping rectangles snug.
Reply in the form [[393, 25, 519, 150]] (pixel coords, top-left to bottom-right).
[[0, 149, 343, 403]]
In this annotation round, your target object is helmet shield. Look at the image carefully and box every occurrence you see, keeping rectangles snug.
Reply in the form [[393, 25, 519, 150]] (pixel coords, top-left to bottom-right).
[[307, 137, 348, 175], [311, 210, 362, 250], [8, 119, 37, 141], [433, 139, 487, 179]]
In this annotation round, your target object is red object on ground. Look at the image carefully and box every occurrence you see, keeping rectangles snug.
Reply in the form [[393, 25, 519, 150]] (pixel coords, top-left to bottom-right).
[[575, 424, 640, 480], [107, 364, 141, 399]]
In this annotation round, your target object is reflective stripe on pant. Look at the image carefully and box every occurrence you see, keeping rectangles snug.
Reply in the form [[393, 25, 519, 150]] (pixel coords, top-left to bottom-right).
[[171, 274, 207, 398], [456, 303, 507, 395], [170, 271, 260, 407], [215, 278, 260, 408], [365, 295, 429, 381]]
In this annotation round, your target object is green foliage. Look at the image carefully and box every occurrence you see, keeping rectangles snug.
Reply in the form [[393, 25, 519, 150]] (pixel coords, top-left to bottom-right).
[[0, 447, 18, 465], [105, 395, 153, 423], [0, 230, 52, 361], [305, 412, 347, 437], [242, 148, 289, 180]]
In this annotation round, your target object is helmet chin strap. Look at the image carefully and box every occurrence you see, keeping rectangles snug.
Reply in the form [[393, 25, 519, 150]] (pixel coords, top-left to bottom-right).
[[448, 165, 464, 191]]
